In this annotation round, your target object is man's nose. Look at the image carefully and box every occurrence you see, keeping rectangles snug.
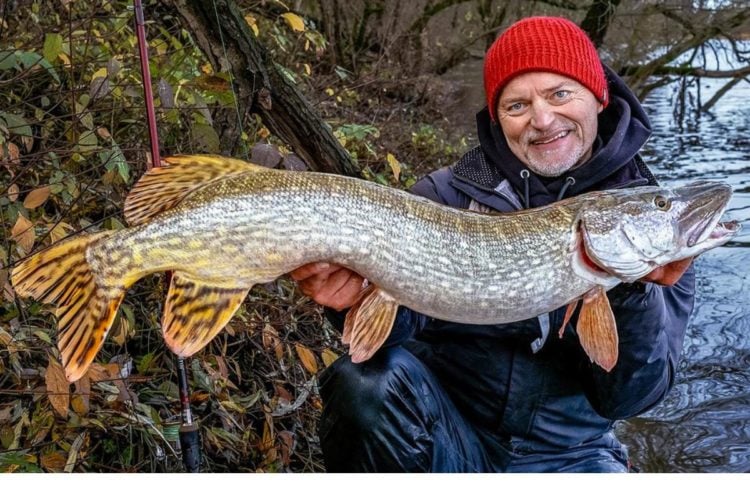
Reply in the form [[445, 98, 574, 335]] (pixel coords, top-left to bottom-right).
[[529, 101, 555, 130]]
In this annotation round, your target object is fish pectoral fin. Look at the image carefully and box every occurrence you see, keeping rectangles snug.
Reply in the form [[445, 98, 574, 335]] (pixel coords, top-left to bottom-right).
[[576, 286, 619, 372], [162, 273, 250, 357], [124, 155, 264, 226], [343, 286, 399, 363], [558, 300, 579, 338]]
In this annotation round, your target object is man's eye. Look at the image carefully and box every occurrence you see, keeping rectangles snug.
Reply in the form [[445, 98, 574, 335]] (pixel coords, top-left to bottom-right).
[[553, 90, 570, 99], [507, 102, 524, 113]]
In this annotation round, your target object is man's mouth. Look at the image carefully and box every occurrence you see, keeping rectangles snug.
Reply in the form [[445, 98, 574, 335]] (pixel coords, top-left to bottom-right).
[[531, 130, 571, 145]]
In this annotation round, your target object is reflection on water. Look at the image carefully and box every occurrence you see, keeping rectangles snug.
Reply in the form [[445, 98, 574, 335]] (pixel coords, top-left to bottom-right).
[[615, 78, 750, 472]]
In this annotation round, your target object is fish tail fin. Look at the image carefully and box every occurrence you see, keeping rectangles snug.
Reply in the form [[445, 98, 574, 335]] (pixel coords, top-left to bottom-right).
[[11, 232, 125, 382]]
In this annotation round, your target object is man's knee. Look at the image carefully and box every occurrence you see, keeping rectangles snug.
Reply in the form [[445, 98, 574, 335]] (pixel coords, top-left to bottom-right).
[[319, 346, 429, 425]]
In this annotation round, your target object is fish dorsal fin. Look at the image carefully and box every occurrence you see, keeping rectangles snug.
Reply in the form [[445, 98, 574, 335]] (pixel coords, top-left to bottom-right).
[[124, 155, 264, 226], [162, 272, 251, 357], [576, 286, 619, 372], [343, 286, 399, 363]]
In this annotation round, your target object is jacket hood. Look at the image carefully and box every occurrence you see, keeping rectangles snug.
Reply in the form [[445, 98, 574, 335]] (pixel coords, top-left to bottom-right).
[[464, 66, 652, 207]]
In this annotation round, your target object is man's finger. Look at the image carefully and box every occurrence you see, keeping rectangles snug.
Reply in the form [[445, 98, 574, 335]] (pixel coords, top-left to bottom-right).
[[290, 262, 333, 281]]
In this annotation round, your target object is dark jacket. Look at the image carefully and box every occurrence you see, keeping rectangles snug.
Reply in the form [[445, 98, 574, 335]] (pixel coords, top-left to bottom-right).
[[365, 68, 696, 465]]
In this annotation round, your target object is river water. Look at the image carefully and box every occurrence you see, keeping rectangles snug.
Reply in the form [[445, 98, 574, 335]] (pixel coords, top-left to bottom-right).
[[616, 76, 750, 473], [441, 60, 750, 472]]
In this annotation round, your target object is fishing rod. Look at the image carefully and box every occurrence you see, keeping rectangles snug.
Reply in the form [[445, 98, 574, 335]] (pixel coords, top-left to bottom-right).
[[133, 0, 201, 472]]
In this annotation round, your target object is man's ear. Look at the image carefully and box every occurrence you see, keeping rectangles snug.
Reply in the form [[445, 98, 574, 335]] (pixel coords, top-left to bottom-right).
[[597, 103, 604, 113]]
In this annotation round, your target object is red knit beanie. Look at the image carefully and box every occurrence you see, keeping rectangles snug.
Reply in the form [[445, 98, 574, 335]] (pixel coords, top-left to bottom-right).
[[484, 16, 609, 122]]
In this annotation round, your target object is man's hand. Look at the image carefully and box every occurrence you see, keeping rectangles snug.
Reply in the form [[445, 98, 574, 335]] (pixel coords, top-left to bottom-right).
[[290, 262, 366, 311], [640, 257, 693, 286]]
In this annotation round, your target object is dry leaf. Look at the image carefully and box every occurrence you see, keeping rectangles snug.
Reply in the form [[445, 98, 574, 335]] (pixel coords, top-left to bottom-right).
[[11, 214, 35, 253], [281, 12, 305, 32], [8, 183, 19, 202], [40, 451, 67, 472], [321, 349, 339, 368], [87, 363, 112, 383], [72, 374, 91, 415], [244, 14, 260, 37], [23, 186, 51, 209], [262, 324, 279, 351], [295, 344, 318, 374], [1, 142, 20, 166], [45, 356, 70, 418], [386, 153, 401, 181], [48, 222, 73, 243]]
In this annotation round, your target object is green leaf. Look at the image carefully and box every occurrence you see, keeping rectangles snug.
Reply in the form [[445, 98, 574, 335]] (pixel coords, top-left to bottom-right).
[[76, 130, 98, 152], [43, 33, 63, 64], [0, 113, 32, 138], [191, 122, 220, 153], [0, 50, 17, 70]]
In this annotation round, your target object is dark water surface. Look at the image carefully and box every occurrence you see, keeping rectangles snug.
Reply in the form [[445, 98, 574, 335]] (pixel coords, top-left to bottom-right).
[[440, 61, 750, 472], [615, 78, 750, 473]]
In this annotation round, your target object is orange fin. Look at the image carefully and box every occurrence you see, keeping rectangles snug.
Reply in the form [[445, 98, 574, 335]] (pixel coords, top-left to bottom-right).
[[343, 286, 399, 363], [124, 155, 264, 226], [11, 232, 124, 382], [162, 272, 250, 357], [559, 301, 579, 338], [576, 286, 619, 372]]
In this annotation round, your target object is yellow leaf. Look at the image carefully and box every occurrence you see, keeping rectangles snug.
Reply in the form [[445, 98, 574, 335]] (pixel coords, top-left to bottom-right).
[[281, 12, 305, 32], [325, 88, 334, 96], [48, 222, 73, 243], [303, 63, 311, 76], [45, 356, 70, 418], [96, 127, 111, 139], [321, 349, 339, 367], [244, 15, 260, 37], [23, 186, 50, 209], [58, 52, 71, 66], [295, 344, 318, 374], [386, 153, 401, 181], [8, 183, 19, 202], [91, 67, 107, 81], [11, 215, 35, 253]]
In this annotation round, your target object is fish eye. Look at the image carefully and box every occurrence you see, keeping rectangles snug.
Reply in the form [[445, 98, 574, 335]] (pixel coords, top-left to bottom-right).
[[654, 195, 671, 210]]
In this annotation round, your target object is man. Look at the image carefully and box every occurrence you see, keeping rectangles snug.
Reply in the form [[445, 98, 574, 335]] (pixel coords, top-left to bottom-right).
[[292, 16, 695, 472]]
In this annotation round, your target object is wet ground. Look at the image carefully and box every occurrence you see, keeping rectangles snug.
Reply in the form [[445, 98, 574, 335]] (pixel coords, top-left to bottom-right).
[[440, 60, 750, 472]]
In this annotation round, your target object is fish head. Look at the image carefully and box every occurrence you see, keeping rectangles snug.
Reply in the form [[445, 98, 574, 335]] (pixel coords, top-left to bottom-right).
[[577, 181, 740, 282]]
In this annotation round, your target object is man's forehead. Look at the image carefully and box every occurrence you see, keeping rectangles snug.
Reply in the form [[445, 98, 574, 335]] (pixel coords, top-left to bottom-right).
[[500, 72, 583, 99]]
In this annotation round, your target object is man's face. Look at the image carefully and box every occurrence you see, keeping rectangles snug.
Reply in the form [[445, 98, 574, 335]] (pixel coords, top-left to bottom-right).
[[496, 72, 604, 177]]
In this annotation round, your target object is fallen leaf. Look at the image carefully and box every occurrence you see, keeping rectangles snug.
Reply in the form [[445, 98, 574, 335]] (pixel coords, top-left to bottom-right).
[[45, 356, 70, 418], [244, 14, 260, 37], [321, 349, 339, 367], [48, 221, 73, 243], [40, 451, 67, 472], [23, 186, 51, 209], [73, 373, 91, 415], [65, 432, 87, 472], [281, 12, 305, 32], [8, 183, 19, 201], [386, 153, 401, 181], [295, 344, 318, 374], [11, 214, 35, 253]]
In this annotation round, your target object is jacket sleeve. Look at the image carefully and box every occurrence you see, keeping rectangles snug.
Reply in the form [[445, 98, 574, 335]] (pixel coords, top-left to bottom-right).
[[324, 168, 464, 344], [579, 264, 696, 419]]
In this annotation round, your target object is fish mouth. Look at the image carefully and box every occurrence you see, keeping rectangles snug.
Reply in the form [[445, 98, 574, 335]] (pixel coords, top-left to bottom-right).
[[678, 182, 741, 248]]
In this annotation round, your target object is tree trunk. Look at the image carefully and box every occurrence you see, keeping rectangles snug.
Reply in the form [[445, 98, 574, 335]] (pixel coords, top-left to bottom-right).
[[167, 0, 361, 177], [580, 0, 622, 48]]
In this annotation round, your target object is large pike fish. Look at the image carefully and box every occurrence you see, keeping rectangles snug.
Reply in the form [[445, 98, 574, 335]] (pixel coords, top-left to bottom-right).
[[11, 156, 740, 381]]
